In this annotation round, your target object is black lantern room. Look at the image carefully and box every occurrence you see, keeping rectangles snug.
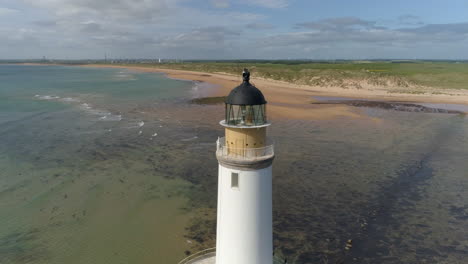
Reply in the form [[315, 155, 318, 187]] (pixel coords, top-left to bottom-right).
[[225, 69, 267, 126]]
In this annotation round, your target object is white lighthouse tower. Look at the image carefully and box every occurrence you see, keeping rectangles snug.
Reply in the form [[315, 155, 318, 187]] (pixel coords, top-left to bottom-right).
[[215, 69, 274, 264], [178, 69, 275, 264]]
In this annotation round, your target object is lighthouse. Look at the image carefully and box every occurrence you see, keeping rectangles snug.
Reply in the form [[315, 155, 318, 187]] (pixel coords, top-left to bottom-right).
[[215, 69, 274, 264], [178, 69, 275, 264]]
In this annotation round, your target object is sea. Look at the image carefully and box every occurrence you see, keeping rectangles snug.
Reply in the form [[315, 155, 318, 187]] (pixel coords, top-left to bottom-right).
[[0, 65, 207, 263], [1, 64, 467, 264]]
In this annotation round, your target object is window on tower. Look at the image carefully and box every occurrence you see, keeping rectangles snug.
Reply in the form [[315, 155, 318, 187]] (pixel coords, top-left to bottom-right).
[[231, 172, 239, 188]]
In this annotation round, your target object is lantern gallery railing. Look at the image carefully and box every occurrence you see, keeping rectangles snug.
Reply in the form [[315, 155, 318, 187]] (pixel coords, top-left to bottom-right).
[[177, 247, 288, 264], [177, 248, 216, 264], [216, 137, 274, 160]]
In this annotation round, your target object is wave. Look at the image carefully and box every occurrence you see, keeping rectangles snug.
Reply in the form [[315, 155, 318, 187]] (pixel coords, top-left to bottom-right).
[[35, 95, 60, 100], [181, 136, 198, 141], [34, 95, 122, 121], [61, 97, 80, 102], [113, 71, 136, 81]]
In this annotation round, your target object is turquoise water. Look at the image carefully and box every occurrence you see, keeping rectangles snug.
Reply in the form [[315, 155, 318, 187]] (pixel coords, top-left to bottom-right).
[[0, 64, 194, 114], [0, 65, 200, 264]]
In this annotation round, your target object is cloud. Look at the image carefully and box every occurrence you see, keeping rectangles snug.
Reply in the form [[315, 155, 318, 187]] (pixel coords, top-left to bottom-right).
[[399, 22, 468, 34], [212, 0, 230, 8], [212, 0, 289, 9], [7, 0, 268, 58], [80, 21, 103, 33], [253, 18, 468, 59], [33, 20, 58, 27], [21, 0, 175, 22], [0, 7, 18, 16], [290, 17, 468, 46], [159, 27, 240, 47], [246, 0, 289, 8], [296, 17, 378, 31], [2, 1, 468, 60], [246, 22, 274, 30], [398, 14, 424, 26]]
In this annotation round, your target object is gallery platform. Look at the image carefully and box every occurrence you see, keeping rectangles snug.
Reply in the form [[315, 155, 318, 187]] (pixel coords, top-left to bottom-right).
[[178, 248, 286, 264]]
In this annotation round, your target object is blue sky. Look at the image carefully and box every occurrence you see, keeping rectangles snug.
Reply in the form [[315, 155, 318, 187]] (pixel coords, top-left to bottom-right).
[[1, 0, 467, 59]]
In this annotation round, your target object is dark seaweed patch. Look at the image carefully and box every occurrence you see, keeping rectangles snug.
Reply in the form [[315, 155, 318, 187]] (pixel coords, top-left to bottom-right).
[[449, 205, 468, 220], [313, 100, 466, 114], [190, 96, 226, 105], [0, 229, 49, 263], [343, 116, 464, 263]]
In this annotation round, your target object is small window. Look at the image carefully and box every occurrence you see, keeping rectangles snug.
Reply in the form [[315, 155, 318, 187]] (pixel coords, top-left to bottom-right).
[[231, 172, 239, 188]]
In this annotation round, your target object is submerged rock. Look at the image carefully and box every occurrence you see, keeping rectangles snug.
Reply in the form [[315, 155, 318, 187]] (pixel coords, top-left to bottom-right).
[[313, 100, 466, 114]]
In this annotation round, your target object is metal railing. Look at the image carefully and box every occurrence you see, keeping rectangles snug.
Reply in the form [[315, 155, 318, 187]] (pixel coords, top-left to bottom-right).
[[177, 247, 216, 264], [177, 247, 288, 264], [216, 137, 274, 160]]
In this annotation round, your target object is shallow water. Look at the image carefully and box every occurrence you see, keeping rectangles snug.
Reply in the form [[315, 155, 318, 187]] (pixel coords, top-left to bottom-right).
[[269, 111, 468, 263], [0, 65, 200, 263], [1, 65, 467, 264]]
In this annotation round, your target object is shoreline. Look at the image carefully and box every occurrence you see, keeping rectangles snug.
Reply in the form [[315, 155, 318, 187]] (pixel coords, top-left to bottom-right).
[[20, 63, 468, 119], [80, 64, 468, 105]]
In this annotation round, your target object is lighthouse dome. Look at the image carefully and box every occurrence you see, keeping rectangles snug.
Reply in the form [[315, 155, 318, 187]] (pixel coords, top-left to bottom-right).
[[224, 69, 268, 126], [225, 82, 267, 105], [225, 69, 267, 105]]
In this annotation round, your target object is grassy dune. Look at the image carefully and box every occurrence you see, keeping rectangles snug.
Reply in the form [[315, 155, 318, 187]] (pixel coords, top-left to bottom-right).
[[118, 61, 468, 91]]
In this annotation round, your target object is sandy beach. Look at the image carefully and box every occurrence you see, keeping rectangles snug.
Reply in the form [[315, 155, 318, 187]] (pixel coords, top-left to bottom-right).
[[16, 63, 462, 120], [26, 63, 468, 120]]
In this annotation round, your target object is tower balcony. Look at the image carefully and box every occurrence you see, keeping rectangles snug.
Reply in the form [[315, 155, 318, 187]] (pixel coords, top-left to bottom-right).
[[177, 248, 287, 264], [216, 137, 275, 169]]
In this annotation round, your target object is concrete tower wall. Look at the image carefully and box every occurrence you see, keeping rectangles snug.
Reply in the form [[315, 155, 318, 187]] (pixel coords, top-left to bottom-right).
[[216, 164, 273, 264], [225, 127, 266, 149]]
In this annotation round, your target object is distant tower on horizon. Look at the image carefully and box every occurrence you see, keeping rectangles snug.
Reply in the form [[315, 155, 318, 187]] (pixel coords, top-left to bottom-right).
[[179, 69, 275, 264]]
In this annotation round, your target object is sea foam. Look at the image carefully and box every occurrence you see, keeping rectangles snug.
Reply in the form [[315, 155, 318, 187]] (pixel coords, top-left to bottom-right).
[[35, 95, 122, 122]]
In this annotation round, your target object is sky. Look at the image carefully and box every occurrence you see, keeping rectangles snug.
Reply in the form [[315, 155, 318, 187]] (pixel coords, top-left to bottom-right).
[[1, 0, 468, 60]]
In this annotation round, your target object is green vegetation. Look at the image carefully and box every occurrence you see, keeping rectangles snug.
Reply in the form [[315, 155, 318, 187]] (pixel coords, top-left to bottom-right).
[[11, 59, 468, 91], [117, 60, 468, 90]]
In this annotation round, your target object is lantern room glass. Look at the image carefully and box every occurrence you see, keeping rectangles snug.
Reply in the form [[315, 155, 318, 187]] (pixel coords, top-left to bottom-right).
[[225, 104, 267, 126]]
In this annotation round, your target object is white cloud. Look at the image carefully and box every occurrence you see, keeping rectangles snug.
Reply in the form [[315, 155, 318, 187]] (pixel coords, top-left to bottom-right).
[[246, 22, 275, 30], [212, 0, 289, 9], [2, 2, 468, 59], [398, 15, 423, 26], [212, 0, 230, 8], [4, 0, 268, 58], [253, 18, 468, 59], [246, 0, 289, 9], [21, 0, 176, 22], [0, 7, 18, 16]]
